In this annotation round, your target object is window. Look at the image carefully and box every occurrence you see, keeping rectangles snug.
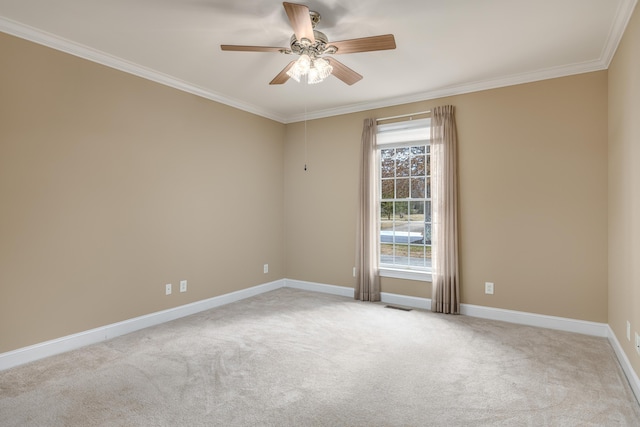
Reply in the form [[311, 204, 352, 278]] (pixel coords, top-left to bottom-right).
[[377, 118, 431, 281]]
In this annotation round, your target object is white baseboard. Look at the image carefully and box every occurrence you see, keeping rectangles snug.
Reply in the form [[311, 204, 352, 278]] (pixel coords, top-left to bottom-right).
[[285, 280, 610, 337], [3, 277, 637, 405], [284, 281, 431, 310], [0, 279, 285, 371], [381, 292, 432, 310], [607, 326, 640, 404], [302, 281, 640, 402], [460, 303, 609, 337], [284, 279, 355, 298]]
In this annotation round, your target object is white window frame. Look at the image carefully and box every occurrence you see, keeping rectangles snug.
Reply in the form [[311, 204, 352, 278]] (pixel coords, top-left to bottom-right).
[[377, 118, 432, 282]]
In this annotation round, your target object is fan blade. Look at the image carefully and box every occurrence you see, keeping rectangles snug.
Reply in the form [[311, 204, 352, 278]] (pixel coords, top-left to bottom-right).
[[326, 58, 363, 85], [283, 2, 315, 43], [221, 45, 288, 53], [270, 61, 296, 85], [329, 34, 396, 54]]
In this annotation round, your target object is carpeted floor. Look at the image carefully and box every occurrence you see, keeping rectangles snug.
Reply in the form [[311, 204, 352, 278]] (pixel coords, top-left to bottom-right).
[[1, 287, 639, 426]]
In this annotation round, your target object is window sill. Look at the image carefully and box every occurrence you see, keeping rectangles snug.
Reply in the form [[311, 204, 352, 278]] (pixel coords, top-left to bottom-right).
[[379, 267, 432, 282]]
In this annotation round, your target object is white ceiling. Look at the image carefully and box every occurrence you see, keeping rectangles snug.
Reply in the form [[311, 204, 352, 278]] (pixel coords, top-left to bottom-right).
[[0, 0, 637, 123]]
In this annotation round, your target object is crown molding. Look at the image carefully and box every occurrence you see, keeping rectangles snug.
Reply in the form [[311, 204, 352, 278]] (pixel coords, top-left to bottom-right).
[[284, 58, 608, 123], [285, 0, 638, 123], [602, 0, 638, 66], [285, 0, 637, 123], [2, 0, 636, 125], [0, 16, 287, 124]]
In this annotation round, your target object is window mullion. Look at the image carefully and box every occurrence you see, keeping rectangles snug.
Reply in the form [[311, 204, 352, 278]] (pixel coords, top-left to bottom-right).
[[378, 139, 431, 274]]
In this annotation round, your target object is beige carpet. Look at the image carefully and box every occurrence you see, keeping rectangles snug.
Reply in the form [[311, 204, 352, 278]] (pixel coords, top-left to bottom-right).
[[1, 287, 639, 426]]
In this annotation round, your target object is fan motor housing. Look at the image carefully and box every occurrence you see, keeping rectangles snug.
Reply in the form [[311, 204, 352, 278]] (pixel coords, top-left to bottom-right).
[[290, 30, 337, 56], [288, 11, 336, 56]]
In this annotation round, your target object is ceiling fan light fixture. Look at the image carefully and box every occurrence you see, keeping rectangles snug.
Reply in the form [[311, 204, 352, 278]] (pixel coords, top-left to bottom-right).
[[287, 54, 333, 84], [222, 3, 396, 86], [286, 54, 311, 82], [308, 57, 333, 84]]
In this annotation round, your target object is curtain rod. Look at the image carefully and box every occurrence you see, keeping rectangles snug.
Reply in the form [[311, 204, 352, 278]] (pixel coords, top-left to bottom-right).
[[376, 110, 431, 122]]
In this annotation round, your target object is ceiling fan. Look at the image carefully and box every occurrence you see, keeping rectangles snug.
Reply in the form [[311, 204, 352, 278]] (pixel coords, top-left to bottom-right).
[[221, 2, 396, 85]]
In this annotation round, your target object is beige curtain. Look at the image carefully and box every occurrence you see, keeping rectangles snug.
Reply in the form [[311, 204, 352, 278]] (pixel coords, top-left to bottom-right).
[[355, 118, 380, 301], [431, 105, 460, 314]]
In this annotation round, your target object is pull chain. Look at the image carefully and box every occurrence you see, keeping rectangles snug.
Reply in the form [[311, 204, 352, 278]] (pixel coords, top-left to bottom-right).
[[304, 81, 308, 171]]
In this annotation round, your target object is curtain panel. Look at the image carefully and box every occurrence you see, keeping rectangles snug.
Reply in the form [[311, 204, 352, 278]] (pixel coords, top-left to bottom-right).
[[355, 118, 381, 301], [431, 105, 460, 314]]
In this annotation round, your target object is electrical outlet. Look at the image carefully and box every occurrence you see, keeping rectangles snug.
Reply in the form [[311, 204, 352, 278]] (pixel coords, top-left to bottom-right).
[[485, 282, 494, 295], [635, 333, 640, 355], [627, 321, 631, 341], [165, 283, 172, 295], [263, 264, 269, 274], [353, 267, 356, 277], [180, 280, 187, 293]]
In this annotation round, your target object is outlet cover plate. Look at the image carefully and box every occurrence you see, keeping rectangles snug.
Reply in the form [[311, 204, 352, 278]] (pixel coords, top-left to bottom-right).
[[485, 282, 494, 295], [180, 280, 187, 293], [165, 283, 172, 295]]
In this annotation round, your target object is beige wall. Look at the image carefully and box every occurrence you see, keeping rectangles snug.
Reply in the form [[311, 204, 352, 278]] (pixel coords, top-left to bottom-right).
[[608, 5, 640, 376], [0, 33, 286, 353], [285, 72, 608, 323], [0, 27, 613, 355]]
